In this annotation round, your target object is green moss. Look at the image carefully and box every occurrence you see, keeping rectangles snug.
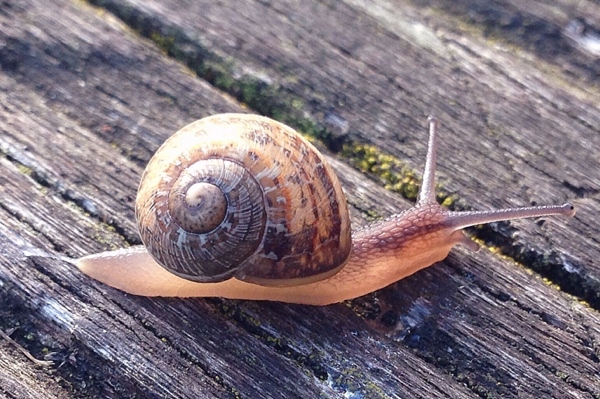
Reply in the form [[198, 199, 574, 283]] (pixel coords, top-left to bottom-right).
[[364, 209, 382, 221], [214, 73, 235, 92], [556, 371, 569, 381], [441, 194, 459, 208], [149, 31, 175, 54], [363, 381, 390, 399], [342, 142, 420, 201], [332, 365, 390, 399], [230, 387, 242, 398], [17, 164, 33, 176], [291, 98, 304, 110]]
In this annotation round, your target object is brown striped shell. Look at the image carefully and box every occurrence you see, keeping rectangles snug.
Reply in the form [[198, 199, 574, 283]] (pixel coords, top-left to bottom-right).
[[135, 114, 352, 286]]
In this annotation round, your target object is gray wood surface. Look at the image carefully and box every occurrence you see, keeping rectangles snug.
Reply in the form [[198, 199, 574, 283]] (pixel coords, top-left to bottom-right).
[[1, 0, 598, 398]]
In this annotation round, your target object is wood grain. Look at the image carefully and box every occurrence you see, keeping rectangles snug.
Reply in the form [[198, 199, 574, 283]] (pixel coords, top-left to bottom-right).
[[1, 0, 598, 398]]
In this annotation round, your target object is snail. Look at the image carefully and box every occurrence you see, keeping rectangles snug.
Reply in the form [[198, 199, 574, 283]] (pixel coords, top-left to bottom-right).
[[76, 114, 575, 305]]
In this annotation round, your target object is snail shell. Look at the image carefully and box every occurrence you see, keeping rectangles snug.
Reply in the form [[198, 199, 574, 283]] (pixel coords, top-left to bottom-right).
[[136, 114, 351, 286]]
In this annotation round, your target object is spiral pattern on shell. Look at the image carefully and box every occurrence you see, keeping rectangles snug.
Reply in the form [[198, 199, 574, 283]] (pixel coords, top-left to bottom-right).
[[135, 114, 352, 286]]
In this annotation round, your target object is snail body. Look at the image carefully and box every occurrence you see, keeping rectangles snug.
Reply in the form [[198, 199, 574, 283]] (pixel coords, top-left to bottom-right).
[[77, 114, 575, 305]]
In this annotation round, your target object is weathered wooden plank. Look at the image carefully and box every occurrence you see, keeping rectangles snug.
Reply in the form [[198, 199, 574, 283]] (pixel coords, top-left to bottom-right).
[[0, 0, 598, 398]]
